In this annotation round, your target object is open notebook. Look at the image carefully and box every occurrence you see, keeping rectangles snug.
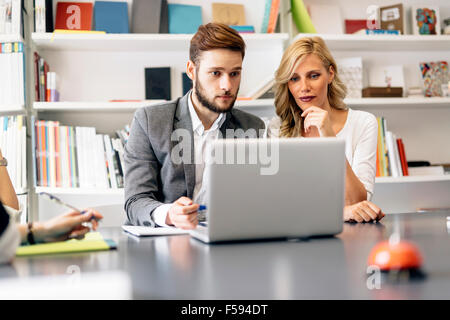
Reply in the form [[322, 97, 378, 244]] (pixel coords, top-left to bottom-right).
[[16, 232, 117, 257]]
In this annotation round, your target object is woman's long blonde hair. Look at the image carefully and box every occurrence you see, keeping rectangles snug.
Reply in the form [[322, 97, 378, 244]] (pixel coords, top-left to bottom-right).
[[274, 36, 347, 137]]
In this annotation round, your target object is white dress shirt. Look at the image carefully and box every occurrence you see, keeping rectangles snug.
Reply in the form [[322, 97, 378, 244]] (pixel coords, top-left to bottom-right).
[[153, 93, 225, 227], [266, 108, 378, 200]]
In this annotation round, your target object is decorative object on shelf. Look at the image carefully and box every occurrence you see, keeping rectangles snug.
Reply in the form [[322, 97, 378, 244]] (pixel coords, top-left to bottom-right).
[[420, 61, 449, 97], [407, 87, 424, 98], [0, 41, 25, 107], [362, 87, 403, 97], [291, 0, 316, 33], [365, 64, 405, 96], [336, 57, 362, 99], [212, 3, 245, 26], [55, 1, 93, 31], [131, 0, 167, 34], [0, 0, 21, 36], [379, 3, 404, 34], [411, 5, 441, 35], [308, 4, 343, 34], [168, 3, 202, 34], [182, 72, 192, 96], [444, 18, 450, 35], [145, 67, 171, 100], [93, 1, 129, 34], [229, 25, 255, 33]]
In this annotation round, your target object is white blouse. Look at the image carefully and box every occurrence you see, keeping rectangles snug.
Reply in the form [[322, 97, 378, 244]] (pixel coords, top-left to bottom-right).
[[267, 108, 378, 200]]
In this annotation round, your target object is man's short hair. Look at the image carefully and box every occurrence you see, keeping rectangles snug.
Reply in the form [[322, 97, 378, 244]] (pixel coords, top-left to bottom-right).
[[189, 23, 246, 66]]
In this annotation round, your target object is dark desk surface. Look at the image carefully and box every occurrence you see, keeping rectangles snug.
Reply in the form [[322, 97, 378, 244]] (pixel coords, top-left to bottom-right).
[[2, 212, 450, 299]]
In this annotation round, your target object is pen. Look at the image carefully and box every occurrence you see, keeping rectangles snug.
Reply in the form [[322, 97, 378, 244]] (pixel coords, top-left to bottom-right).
[[198, 205, 207, 222], [38, 192, 98, 221]]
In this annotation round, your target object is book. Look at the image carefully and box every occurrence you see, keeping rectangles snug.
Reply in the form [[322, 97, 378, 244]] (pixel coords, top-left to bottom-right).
[[267, 0, 280, 33], [131, 0, 161, 34], [16, 232, 117, 256], [397, 138, 409, 176], [212, 3, 245, 26], [355, 29, 400, 35], [345, 19, 368, 34], [55, 1, 93, 31], [159, 0, 168, 33], [229, 25, 255, 33], [412, 5, 441, 35], [94, 1, 129, 34], [145, 67, 171, 100], [34, 0, 46, 33], [45, 0, 54, 33], [168, 4, 202, 34], [260, 0, 271, 33], [379, 3, 404, 34]]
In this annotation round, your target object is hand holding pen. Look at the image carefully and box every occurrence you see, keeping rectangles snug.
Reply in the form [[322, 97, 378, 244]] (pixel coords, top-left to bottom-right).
[[166, 196, 204, 230], [37, 192, 103, 241]]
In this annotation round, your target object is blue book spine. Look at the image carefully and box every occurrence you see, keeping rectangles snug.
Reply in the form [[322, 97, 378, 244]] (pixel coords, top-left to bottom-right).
[[365, 29, 400, 35], [31, 116, 37, 187], [261, 0, 272, 33]]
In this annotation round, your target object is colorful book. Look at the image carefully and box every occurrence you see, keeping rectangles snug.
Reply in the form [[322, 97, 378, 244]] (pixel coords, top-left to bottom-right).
[[267, 0, 280, 33], [168, 4, 202, 34], [260, 0, 271, 33], [94, 1, 129, 34]]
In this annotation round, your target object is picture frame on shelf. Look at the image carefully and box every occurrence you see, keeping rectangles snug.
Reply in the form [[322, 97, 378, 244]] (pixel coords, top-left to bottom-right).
[[411, 5, 441, 35]]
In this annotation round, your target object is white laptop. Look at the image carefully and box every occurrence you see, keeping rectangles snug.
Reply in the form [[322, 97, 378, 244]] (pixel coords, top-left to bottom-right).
[[190, 138, 345, 243]]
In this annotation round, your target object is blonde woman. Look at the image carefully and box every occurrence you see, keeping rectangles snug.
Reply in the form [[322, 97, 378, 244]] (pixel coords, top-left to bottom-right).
[[267, 36, 384, 223]]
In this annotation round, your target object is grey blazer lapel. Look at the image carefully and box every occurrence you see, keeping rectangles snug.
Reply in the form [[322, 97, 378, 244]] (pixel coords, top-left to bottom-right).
[[173, 93, 195, 199], [220, 112, 236, 139]]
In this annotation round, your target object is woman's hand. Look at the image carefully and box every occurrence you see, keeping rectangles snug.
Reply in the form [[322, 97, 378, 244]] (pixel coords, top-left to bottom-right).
[[301, 106, 335, 137], [33, 209, 103, 243], [343, 201, 385, 223]]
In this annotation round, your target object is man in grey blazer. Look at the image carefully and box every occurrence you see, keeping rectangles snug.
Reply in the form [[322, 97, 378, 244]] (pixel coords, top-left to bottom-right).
[[124, 23, 265, 229]]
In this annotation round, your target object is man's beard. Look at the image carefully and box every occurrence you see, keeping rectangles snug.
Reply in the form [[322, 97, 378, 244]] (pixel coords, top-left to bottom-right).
[[194, 79, 238, 114]]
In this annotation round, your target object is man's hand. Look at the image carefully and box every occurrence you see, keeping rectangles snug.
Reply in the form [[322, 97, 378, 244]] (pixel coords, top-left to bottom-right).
[[166, 197, 200, 230], [343, 201, 385, 223]]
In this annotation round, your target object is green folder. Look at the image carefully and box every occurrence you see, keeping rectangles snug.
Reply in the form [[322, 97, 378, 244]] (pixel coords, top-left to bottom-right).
[[16, 232, 117, 257]]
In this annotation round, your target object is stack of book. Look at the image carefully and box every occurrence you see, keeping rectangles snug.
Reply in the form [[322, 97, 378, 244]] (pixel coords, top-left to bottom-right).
[[32, 119, 129, 189], [0, 42, 25, 108], [34, 52, 59, 102], [261, 0, 280, 33], [0, 115, 27, 191], [376, 117, 409, 177]]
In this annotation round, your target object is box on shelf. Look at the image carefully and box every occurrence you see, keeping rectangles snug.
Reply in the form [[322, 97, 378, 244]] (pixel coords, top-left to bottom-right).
[[363, 87, 403, 97]]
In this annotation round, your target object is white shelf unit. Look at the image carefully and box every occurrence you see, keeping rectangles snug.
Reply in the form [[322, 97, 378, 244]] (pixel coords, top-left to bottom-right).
[[35, 186, 124, 196], [0, 105, 26, 114], [32, 32, 289, 51], [0, 34, 24, 43], [292, 34, 450, 52], [29, 1, 289, 222]]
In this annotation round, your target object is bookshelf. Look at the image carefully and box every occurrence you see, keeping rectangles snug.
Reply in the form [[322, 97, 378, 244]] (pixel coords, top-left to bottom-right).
[[25, 1, 289, 222], [292, 33, 450, 52], [32, 32, 289, 51]]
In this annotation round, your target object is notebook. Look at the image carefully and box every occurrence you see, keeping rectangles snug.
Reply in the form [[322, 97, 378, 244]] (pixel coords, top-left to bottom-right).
[[16, 232, 116, 256], [122, 225, 188, 237]]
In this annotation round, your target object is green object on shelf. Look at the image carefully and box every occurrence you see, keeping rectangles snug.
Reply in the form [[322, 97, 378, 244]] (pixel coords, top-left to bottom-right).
[[16, 232, 116, 257], [291, 0, 316, 33]]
